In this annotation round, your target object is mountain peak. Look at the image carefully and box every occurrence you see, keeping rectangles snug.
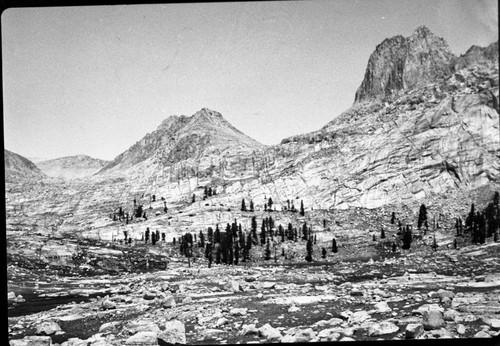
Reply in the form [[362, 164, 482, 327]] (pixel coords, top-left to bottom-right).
[[413, 25, 433, 37], [355, 26, 455, 102]]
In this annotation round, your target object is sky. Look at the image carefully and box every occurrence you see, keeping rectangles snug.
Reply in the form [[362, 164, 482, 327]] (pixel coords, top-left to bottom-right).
[[2, 0, 498, 161]]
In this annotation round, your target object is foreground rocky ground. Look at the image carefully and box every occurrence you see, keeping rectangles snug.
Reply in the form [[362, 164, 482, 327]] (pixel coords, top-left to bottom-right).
[[7, 233, 500, 345]]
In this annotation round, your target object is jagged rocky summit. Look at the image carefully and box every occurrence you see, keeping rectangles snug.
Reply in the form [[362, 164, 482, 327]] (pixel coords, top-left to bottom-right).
[[36, 155, 108, 179]]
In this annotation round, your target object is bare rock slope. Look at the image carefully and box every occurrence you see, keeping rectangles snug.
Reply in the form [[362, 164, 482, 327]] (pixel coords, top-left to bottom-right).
[[4, 149, 46, 183]]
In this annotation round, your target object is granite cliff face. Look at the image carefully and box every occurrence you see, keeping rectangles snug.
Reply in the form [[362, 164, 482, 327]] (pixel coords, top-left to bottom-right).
[[4, 149, 46, 183], [36, 155, 108, 179], [355, 26, 455, 103]]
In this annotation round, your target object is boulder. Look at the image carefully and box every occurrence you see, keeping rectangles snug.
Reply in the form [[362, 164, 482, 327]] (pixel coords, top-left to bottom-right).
[[258, 323, 282, 341], [437, 289, 455, 300], [241, 324, 259, 335], [8, 291, 16, 300], [482, 318, 500, 330], [422, 310, 444, 330], [101, 300, 116, 310], [9, 336, 52, 346], [161, 296, 176, 308], [430, 328, 453, 339], [374, 301, 392, 313], [158, 320, 186, 345], [125, 331, 158, 345], [226, 280, 242, 293], [215, 318, 228, 327], [473, 330, 491, 338], [143, 291, 156, 300], [35, 322, 62, 336], [368, 321, 399, 336], [182, 297, 192, 304], [348, 310, 371, 324], [293, 328, 316, 342], [261, 282, 276, 289], [456, 324, 466, 335], [405, 323, 424, 339], [230, 307, 248, 316], [99, 321, 120, 333], [288, 305, 300, 313], [317, 329, 341, 341]]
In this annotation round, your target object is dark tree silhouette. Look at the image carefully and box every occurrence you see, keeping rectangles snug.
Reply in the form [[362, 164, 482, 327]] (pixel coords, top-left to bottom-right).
[[391, 212, 395, 224], [381, 227, 386, 239], [250, 200, 254, 212], [300, 200, 305, 216], [321, 247, 327, 259], [332, 238, 338, 253], [241, 199, 246, 211], [305, 238, 313, 262], [417, 204, 427, 229], [402, 226, 412, 250], [264, 239, 271, 260]]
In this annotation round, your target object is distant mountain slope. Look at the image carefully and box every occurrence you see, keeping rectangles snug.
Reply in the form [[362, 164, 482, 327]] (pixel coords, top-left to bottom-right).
[[4, 149, 46, 183], [97, 108, 266, 179], [36, 155, 108, 179]]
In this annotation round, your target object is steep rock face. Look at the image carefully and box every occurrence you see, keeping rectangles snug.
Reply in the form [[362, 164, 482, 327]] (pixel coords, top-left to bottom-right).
[[36, 155, 108, 179], [4, 149, 46, 183], [98, 108, 266, 181], [355, 26, 455, 103], [271, 54, 499, 209]]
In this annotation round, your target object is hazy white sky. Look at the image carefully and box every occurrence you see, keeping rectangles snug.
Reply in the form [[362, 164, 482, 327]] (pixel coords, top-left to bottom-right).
[[2, 0, 498, 161]]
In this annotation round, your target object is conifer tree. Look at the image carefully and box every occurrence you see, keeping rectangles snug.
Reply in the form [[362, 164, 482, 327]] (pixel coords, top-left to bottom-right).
[[250, 200, 254, 212], [145, 228, 150, 243], [381, 227, 386, 239], [321, 247, 327, 259], [302, 223, 308, 240], [268, 197, 273, 210], [305, 238, 313, 262], [332, 238, 338, 253], [300, 200, 305, 216], [391, 212, 395, 224], [208, 227, 214, 243], [241, 199, 246, 212], [264, 239, 271, 260], [192, 194, 196, 203], [417, 204, 427, 229], [234, 241, 239, 265], [199, 230, 205, 247], [402, 226, 412, 250]]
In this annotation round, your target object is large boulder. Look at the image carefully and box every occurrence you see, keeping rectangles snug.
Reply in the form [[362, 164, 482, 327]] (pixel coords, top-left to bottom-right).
[[374, 301, 392, 313], [158, 320, 186, 345], [258, 323, 282, 341], [161, 296, 176, 308], [422, 310, 444, 330], [367, 321, 399, 336], [348, 311, 371, 324], [35, 322, 62, 336], [225, 280, 242, 293], [405, 323, 424, 339]]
